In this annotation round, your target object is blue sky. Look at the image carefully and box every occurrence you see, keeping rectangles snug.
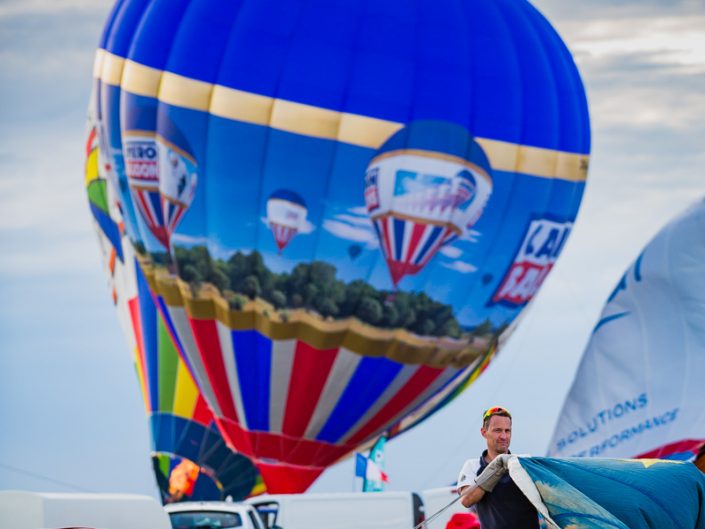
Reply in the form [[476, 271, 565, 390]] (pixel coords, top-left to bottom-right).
[[1, 0, 704, 499]]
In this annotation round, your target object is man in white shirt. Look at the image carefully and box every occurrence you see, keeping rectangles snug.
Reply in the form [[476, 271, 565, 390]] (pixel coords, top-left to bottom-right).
[[456, 406, 538, 529]]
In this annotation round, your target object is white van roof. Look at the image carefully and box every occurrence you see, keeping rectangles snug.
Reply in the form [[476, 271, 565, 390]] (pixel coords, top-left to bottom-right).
[[247, 490, 415, 502], [246, 491, 422, 529], [0, 490, 171, 529], [165, 500, 256, 514]]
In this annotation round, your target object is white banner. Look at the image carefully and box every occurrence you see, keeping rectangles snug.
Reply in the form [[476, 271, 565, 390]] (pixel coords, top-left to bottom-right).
[[548, 199, 705, 460]]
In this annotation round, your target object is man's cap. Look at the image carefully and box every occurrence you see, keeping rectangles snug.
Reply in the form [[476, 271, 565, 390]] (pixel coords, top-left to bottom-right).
[[482, 406, 511, 422]]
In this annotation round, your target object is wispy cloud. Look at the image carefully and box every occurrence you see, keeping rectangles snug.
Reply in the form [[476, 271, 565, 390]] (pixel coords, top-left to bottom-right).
[[322, 208, 379, 247], [551, 10, 705, 133], [349, 206, 369, 216], [334, 213, 374, 228], [0, 0, 110, 17], [323, 219, 379, 246], [533, 2, 705, 214], [0, 0, 110, 125], [0, 2, 114, 281], [439, 245, 462, 259], [440, 261, 478, 274], [537, 0, 705, 26], [460, 229, 481, 243], [573, 18, 705, 73], [169, 233, 212, 248], [0, 123, 99, 277]]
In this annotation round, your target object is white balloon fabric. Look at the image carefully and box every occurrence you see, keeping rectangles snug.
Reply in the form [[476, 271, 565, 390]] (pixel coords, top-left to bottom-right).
[[548, 199, 705, 460]]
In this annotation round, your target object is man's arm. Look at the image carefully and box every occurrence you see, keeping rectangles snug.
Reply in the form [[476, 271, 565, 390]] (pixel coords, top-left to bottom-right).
[[458, 484, 486, 508], [458, 454, 511, 508]]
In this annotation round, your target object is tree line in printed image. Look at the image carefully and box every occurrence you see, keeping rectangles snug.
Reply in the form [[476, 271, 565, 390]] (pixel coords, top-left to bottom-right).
[[163, 245, 506, 340]]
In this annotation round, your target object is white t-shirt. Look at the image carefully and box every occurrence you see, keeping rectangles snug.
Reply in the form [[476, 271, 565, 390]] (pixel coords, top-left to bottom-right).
[[457, 458, 481, 490]]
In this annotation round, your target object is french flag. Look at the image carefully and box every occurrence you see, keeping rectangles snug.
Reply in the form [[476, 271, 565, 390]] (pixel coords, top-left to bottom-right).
[[355, 453, 389, 485]]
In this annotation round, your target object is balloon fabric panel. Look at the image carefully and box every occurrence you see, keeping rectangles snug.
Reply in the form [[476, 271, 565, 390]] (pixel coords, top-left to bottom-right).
[[232, 330, 273, 432], [136, 264, 160, 412], [85, 126, 124, 261], [282, 342, 338, 438], [315, 356, 405, 444], [155, 298, 225, 419], [156, 318, 179, 417]]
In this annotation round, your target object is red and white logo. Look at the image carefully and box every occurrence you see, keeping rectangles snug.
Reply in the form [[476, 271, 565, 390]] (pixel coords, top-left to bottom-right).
[[491, 218, 572, 307], [125, 140, 158, 183]]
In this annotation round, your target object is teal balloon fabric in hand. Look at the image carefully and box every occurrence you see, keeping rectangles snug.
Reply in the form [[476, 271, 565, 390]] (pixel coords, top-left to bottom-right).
[[512, 457, 705, 529]]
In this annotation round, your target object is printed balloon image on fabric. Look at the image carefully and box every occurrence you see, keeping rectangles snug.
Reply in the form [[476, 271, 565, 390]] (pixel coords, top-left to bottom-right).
[[134, 120, 507, 370], [107, 110, 585, 369]]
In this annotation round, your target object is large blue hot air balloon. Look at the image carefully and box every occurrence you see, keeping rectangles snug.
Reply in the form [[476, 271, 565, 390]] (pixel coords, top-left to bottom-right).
[[89, 0, 590, 492]]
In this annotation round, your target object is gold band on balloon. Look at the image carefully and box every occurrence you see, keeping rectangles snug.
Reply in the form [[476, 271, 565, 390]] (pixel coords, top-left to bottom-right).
[[94, 49, 589, 183], [140, 260, 483, 369]]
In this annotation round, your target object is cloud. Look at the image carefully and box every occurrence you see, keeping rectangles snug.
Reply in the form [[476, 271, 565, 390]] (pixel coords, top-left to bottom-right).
[[536, 0, 704, 25], [322, 208, 379, 246], [439, 245, 462, 259], [349, 206, 369, 216], [323, 219, 378, 246], [0, 0, 111, 17], [568, 15, 705, 95], [532, 3, 705, 137], [0, 3, 116, 280], [334, 213, 374, 228], [460, 229, 481, 243], [0, 124, 90, 228], [539, 7, 705, 178], [169, 233, 212, 248], [441, 261, 478, 274], [300, 220, 315, 234], [0, 4, 110, 127]]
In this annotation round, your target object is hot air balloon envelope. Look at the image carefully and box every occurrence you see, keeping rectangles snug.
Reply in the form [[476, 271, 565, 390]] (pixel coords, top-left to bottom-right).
[[91, 0, 590, 492], [85, 114, 264, 502]]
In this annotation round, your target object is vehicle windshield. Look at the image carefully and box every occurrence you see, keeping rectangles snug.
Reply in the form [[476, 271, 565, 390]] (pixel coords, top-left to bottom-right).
[[252, 502, 279, 529], [169, 510, 243, 529]]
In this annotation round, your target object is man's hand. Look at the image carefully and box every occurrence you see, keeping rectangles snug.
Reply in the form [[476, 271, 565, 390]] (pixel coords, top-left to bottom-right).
[[474, 454, 510, 492]]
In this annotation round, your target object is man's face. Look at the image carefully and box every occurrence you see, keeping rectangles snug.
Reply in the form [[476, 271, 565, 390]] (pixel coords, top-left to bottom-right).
[[481, 415, 512, 455]]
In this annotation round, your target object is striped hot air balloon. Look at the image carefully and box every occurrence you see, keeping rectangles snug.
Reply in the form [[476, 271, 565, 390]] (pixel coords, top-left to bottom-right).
[[85, 114, 264, 502], [265, 190, 309, 253], [123, 122, 197, 251], [365, 121, 492, 287]]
